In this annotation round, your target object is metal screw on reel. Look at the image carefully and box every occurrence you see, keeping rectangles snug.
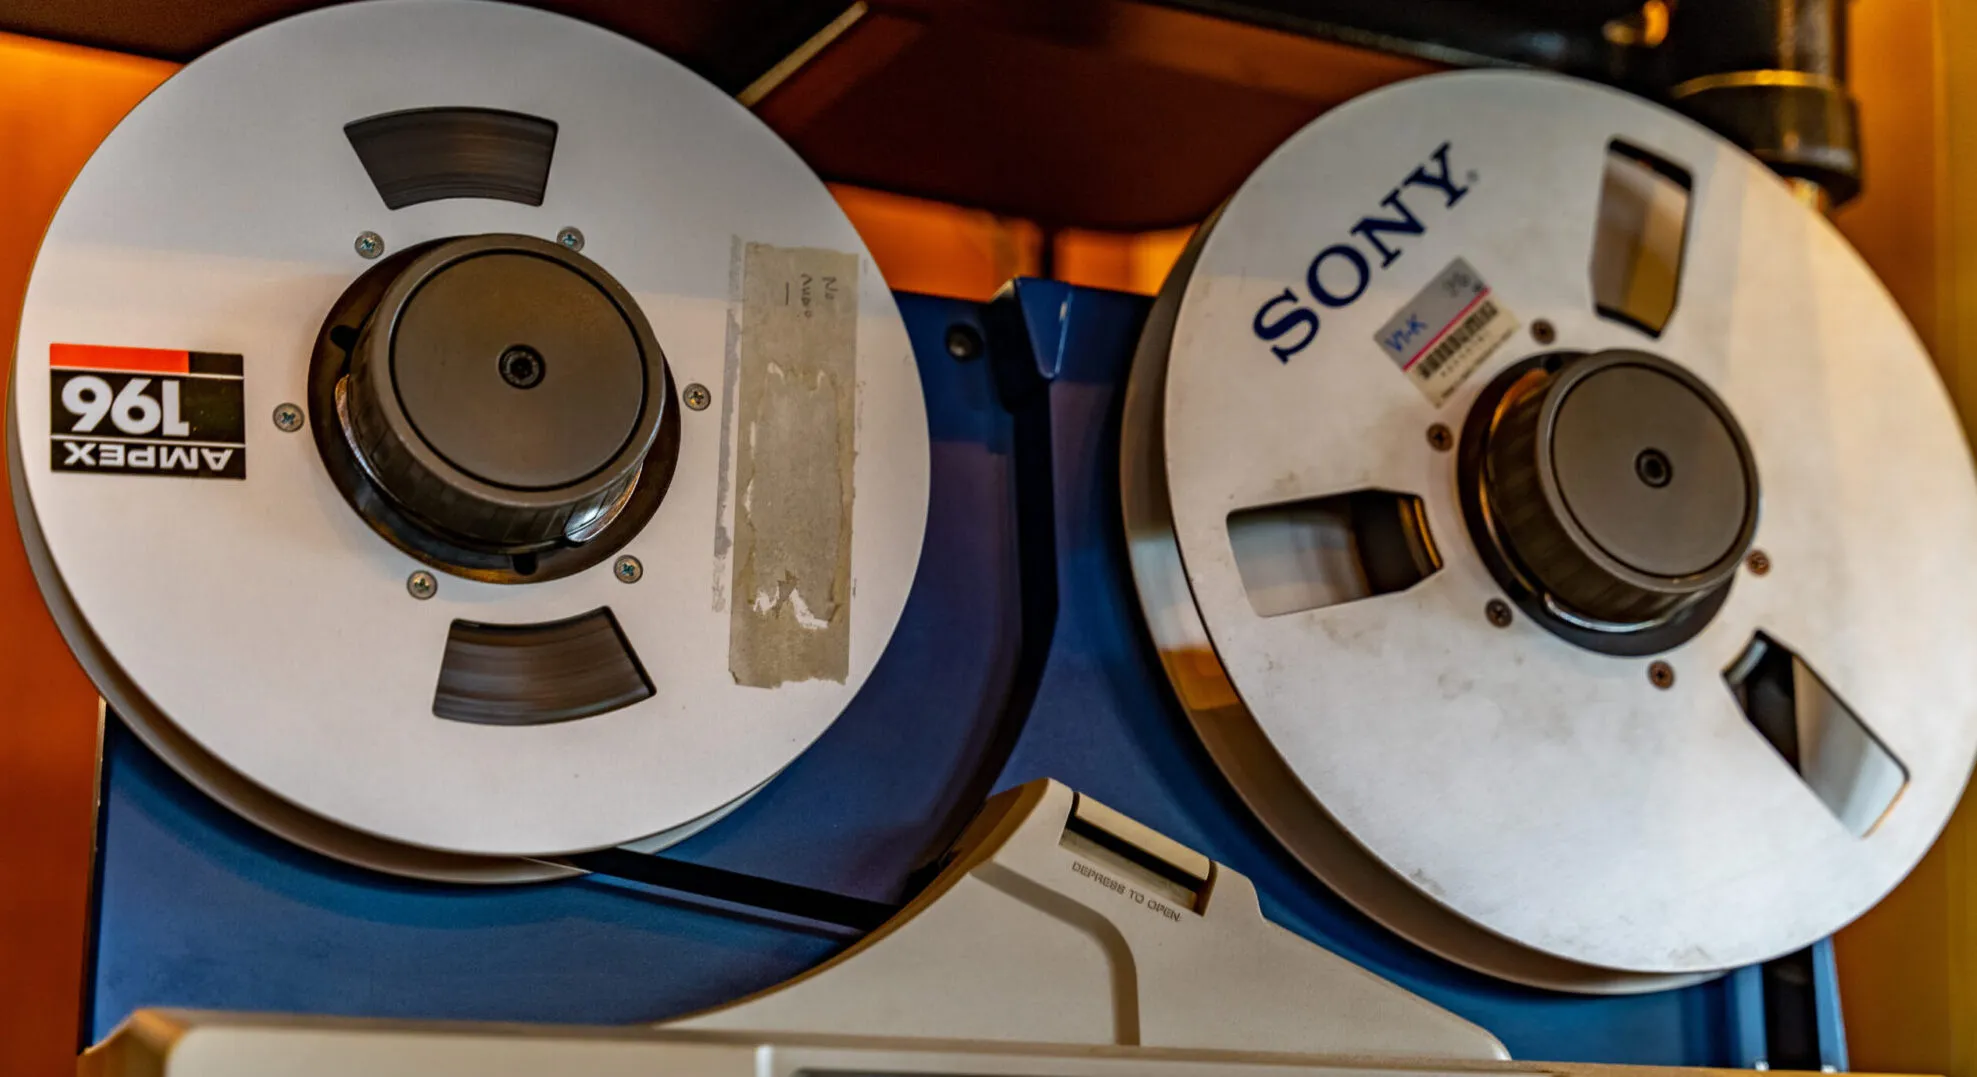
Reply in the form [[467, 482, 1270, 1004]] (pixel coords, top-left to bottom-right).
[[406, 570, 437, 600]]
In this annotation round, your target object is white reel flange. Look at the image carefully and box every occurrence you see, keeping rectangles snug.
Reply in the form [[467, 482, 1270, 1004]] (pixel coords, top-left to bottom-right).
[[11, 0, 927, 881], [1125, 70, 1977, 991]]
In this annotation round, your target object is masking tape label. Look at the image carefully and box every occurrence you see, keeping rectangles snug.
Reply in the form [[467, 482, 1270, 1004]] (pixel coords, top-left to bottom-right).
[[726, 243, 858, 687]]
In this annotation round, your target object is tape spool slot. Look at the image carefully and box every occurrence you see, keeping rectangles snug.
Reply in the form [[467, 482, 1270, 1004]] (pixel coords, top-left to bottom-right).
[[344, 107, 559, 210], [1227, 490, 1441, 618], [433, 607, 654, 726]]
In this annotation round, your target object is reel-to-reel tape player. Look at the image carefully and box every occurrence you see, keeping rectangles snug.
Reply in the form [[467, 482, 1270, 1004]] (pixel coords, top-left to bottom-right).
[[12, 0, 1974, 1070]]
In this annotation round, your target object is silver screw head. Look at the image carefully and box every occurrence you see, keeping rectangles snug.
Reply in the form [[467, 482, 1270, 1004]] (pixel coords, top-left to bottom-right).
[[945, 323, 984, 360], [354, 231, 385, 259], [1485, 599, 1513, 628], [614, 555, 643, 583], [683, 383, 711, 411], [557, 227, 585, 252], [406, 570, 437, 600], [272, 403, 305, 432]]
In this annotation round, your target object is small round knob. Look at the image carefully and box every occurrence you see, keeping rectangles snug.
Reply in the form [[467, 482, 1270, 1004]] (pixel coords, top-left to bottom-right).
[[1481, 350, 1758, 626], [339, 234, 667, 551]]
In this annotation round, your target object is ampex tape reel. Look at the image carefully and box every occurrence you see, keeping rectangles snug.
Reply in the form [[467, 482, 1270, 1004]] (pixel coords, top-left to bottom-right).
[[12, 0, 929, 881], [16, 0, 1975, 1068]]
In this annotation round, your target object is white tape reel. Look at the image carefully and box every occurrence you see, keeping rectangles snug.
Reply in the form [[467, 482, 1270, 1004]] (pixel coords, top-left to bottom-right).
[[1125, 70, 1977, 990], [12, 0, 927, 880]]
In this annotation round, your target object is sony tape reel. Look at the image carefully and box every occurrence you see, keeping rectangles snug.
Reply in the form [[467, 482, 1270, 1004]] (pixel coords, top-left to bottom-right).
[[1125, 71, 1977, 992], [10, 0, 928, 882]]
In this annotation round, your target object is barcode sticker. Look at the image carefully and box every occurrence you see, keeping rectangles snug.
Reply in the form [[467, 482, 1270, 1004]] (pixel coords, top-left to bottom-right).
[[1373, 257, 1519, 406]]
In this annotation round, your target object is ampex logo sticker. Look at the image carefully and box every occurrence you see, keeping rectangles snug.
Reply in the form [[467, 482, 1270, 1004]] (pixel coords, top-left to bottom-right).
[[1252, 141, 1473, 363], [50, 344, 246, 479]]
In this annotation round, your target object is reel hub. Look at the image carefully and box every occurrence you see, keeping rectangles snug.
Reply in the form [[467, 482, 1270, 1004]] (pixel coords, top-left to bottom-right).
[[1461, 350, 1758, 651], [319, 234, 677, 580]]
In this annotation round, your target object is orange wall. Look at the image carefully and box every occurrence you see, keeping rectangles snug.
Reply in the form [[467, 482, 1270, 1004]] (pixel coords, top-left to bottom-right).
[[1830, 1, 1977, 1073], [0, 32, 175, 1077], [829, 185, 1042, 299], [1054, 226, 1194, 297]]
